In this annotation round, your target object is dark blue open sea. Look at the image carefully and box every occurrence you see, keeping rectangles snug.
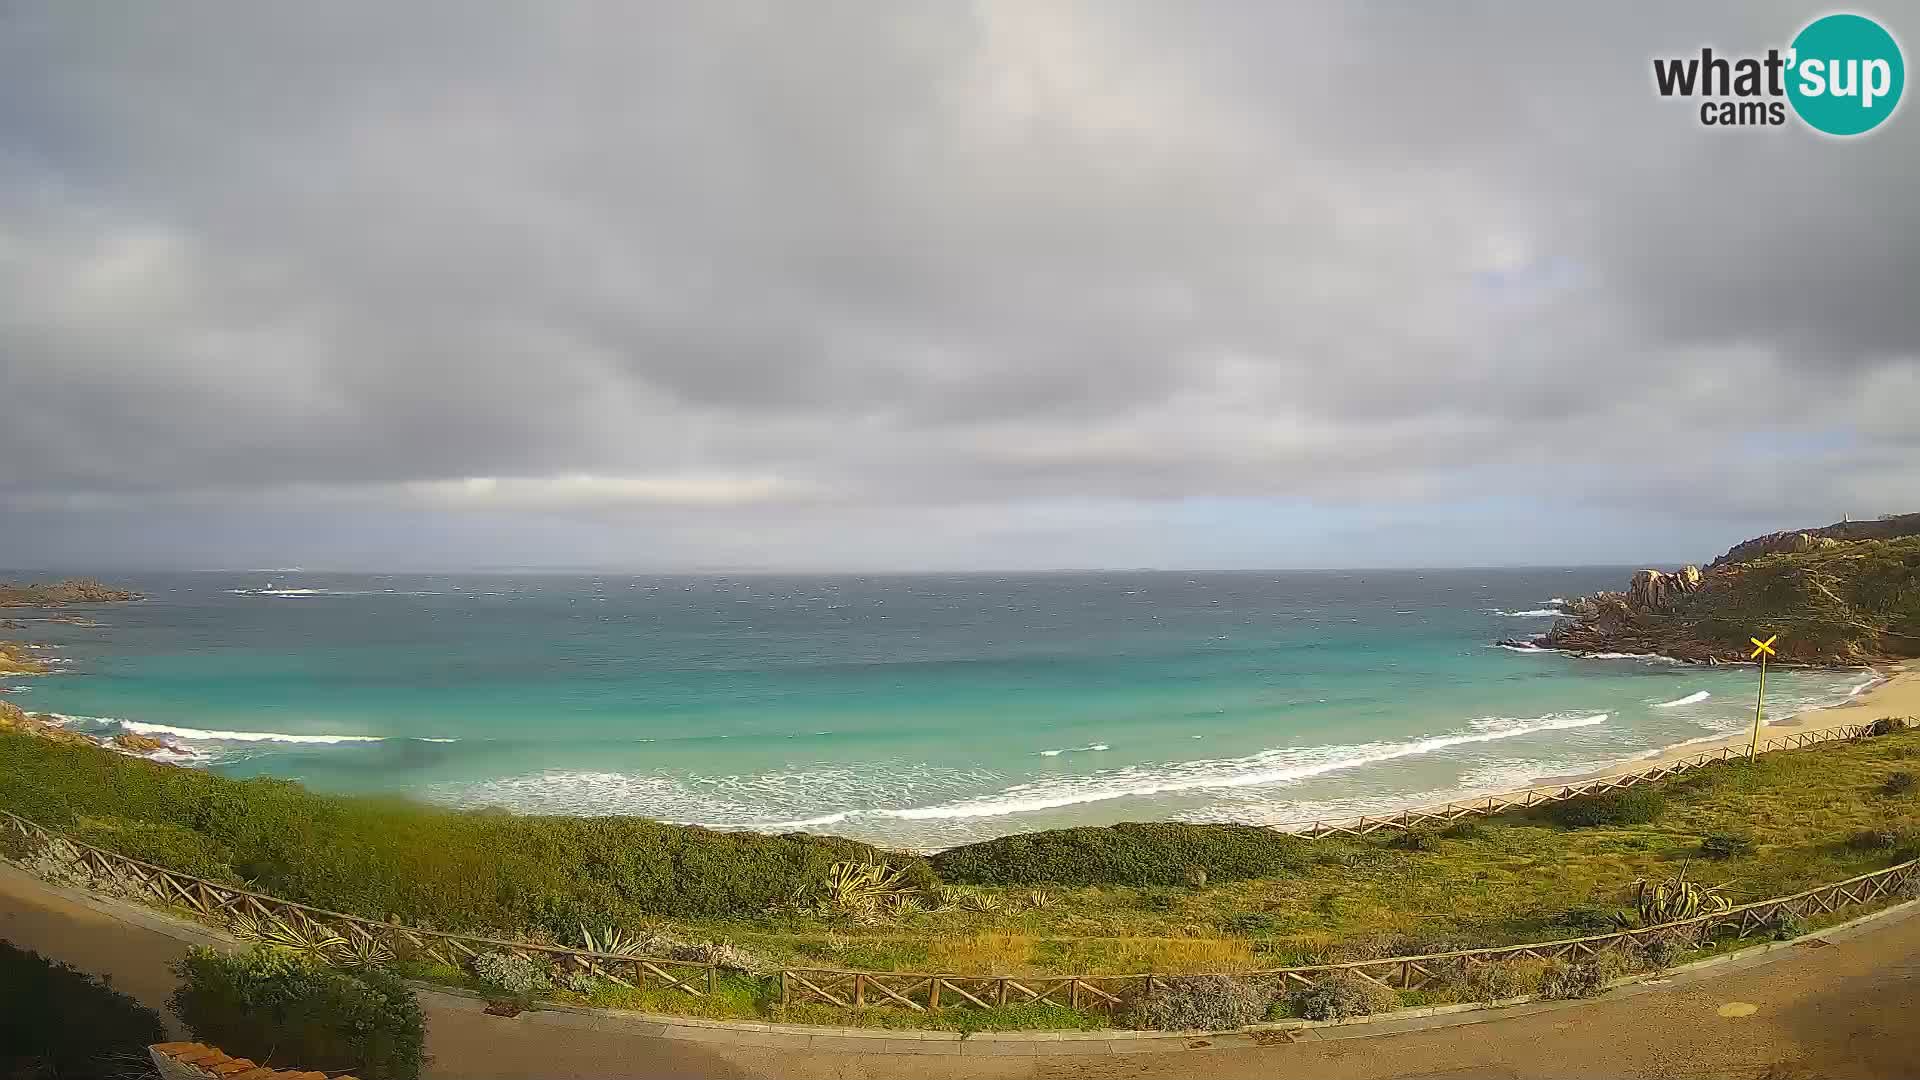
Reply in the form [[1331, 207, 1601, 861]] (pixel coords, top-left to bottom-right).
[[3, 569, 1871, 849]]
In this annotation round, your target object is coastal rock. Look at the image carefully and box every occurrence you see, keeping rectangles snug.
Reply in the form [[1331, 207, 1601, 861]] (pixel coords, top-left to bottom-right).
[[1626, 566, 1702, 612], [0, 619, 21, 630], [0, 701, 94, 747], [1507, 513, 1920, 665], [0, 641, 53, 676], [111, 732, 171, 753], [49, 614, 102, 627], [0, 578, 143, 607]]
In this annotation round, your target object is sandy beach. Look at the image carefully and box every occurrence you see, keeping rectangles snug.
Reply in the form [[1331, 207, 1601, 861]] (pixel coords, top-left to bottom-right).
[[1545, 662, 1917, 785]]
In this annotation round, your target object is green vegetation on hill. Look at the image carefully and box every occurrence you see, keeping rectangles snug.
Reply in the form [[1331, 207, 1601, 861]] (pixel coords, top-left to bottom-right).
[[0, 735, 930, 929], [6, 723, 1920, 992], [1683, 535, 1920, 663], [1541, 528, 1920, 664]]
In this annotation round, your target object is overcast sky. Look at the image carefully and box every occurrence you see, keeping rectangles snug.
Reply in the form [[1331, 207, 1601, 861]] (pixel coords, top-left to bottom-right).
[[2, 2, 1915, 572]]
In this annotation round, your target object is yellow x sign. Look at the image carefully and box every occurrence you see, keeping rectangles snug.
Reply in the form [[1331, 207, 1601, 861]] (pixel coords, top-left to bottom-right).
[[1749, 634, 1778, 659]]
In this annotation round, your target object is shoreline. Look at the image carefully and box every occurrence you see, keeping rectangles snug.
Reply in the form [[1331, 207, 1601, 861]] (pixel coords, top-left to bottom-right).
[[1539, 662, 1916, 786]]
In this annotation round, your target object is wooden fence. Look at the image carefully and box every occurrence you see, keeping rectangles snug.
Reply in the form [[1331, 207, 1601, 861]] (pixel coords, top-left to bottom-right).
[[776, 856, 1920, 1010], [1282, 720, 1902, 837], [0, 810, 718, 997], [3, 716, 1915, 1017]]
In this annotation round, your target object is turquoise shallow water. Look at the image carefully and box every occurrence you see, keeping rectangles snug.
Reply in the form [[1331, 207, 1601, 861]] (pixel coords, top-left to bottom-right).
[[2, 569, 1872, 849]]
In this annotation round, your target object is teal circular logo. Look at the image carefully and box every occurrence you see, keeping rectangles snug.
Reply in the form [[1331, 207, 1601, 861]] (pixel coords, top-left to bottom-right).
[[1787, 14, 1904, 135]]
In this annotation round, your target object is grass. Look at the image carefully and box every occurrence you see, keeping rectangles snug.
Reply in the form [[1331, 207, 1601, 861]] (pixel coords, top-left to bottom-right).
[[5, 722, 1920, 1031]]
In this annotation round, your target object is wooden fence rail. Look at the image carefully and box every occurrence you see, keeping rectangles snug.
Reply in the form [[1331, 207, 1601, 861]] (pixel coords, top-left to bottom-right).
[[776, 856, 1920, 1010], [0, 810, 717, 997], [4, 716, 1914, 1016]]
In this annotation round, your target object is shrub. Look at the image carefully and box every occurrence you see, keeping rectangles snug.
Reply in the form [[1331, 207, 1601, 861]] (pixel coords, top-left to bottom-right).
[[472, 950, 552, 998], [1766, 910, 1808, 941], [1537, 950, 1636, 1000], [171, 946, 426, 1080], [1453, 958, 1542, 1004], [1286, 973, 1397, 1021], [1439, 819, 1485, 840], [0, 941, 167, 1080], [1637, 934, 1687, 969], [1222, 911, 1277, 936], [1882, 771, 1916, 796], [1387, 829, 1439, 852], [1849, 828, 1900, 851], [1700, 832, 1755, 859], [1558, 905, 1619, 934], [1545, 788, 1666, 828], [1124, 975, 1277, 1031], [931, 822, 1310, 887]]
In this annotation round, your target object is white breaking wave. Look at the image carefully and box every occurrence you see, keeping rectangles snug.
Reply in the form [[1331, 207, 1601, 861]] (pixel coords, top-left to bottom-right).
[[117, 720, 387, 744], [880, 713, 1609, 821], [1038, 744, 1112, 757], [1652, 690, 1711, 708], [1500, 609, 1567, 617]]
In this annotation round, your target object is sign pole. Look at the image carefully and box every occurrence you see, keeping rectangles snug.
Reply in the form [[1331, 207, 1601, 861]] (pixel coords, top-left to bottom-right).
[[1747, 634, 1778, 760]]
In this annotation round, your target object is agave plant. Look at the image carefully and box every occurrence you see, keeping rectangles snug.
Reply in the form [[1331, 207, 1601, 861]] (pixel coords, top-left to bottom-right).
[[808, 860, 916, 920], [960, 889, 1003, 914], [1615, 864, 1733, 928], [882, 892, 925, 920], [332, 933, 396, 971], [228, 909, 349, 962], [578, 922, 648, 956], [1025, 889, 1059, 911]]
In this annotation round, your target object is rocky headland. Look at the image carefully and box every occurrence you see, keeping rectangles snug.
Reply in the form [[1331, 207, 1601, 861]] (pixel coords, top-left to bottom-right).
[[1499, 514, 1920, 665], [0, 578, 143, 607]]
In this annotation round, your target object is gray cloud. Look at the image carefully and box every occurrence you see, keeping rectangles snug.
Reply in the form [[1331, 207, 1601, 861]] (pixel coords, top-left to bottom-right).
[[1, 2, 1915, 569]]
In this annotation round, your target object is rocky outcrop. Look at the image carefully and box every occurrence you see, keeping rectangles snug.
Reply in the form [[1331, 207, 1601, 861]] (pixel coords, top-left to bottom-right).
[[112, 731, 171, 753], [0, 701, 95, 747], [0, 578, 143, 606], [1503, 516, 1920, 665], [1708, 513, 1920, 570], [1625, 565, 1702, 612], [0, 641, 53, 676]]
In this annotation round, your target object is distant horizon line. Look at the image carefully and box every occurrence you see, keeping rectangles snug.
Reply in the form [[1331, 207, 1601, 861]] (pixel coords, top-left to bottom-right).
[[1, 561, 1694, 577]]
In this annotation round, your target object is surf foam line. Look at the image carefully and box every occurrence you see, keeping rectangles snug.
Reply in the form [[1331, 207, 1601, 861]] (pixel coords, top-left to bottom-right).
[[881, 712, 1609, 821], [1499, 609, 1567, 617], [1652, 690, 1711, 708], [85, 719, 459, 745]]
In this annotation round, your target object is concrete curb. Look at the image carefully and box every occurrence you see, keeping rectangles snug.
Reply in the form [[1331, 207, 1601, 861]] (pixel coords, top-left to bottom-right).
[[15, 860, 1912, 1058]]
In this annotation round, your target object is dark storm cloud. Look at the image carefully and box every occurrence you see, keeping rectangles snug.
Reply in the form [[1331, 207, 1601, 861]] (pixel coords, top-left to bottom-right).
[[0, 1, 1915, 568]]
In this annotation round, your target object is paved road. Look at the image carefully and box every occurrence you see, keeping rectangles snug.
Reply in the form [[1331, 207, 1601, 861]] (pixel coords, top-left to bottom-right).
[[5, 863, 1917, 1079]]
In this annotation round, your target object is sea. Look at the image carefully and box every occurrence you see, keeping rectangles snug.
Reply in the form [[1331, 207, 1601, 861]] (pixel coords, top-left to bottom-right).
[[1, 569, 1877, 850]]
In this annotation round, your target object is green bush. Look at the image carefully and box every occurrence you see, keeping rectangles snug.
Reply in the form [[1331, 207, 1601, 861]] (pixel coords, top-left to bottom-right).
[[0, 941, 167, 1079], [1387, 829, 1439, 852], [170, 946, 426, 1080], [931, 822, 1310, 887], [1545, 788, 1666, 828], [1537, 950, 1637, 999], [1439, 819, 1485, 840], [1286, 973, 1396, 1021], [1222, 911, 1277, 935], [0, 733, 931, 927], [1848, 828, 1901, 851], [1557, 905, 1618, 934], [1882, 771, 1916, 796], [1700, 832, 1755, 859], [1123, 975, 1277, 1031]]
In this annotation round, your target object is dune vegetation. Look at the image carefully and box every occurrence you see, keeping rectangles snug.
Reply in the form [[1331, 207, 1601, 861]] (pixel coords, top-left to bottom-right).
[[6, 722, 1920, 1003]]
